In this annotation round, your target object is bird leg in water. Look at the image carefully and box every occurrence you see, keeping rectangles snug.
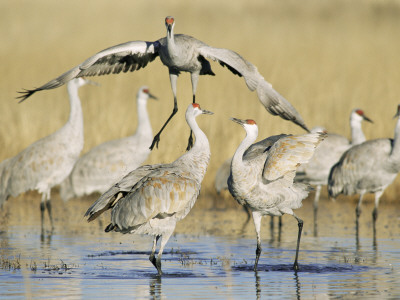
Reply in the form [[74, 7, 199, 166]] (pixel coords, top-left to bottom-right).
[[154, 230, 174, 276], [46, 200, 55, 231], [252, 212, 262, 271], [372, 190, 383, 223], [313, 185, 321, 237], [40, 201, 46, 231], [149, 235, 160, 268], [293, 214, 303, 272], [355, 193, 364, 219]]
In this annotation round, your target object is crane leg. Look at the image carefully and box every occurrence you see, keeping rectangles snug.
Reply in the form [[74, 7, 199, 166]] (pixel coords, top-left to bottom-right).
[[372, 191, 383, 223], [46, 200, 54, 231], [252, 212, 262, 271], [185, 95, 196, 151], [149, 235, 160, 268], [293, 214, 303, 272], [40, 201, 45, 232], [269, 215, 274, 232], [150, 73, 179, 150], [313, 185, 321, 237], [150, 97, 178, 150], [154, 229, 173, 276], [355, 193, 364, 219]]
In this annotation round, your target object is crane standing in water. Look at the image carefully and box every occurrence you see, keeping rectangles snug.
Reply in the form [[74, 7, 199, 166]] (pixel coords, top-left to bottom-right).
[[84, 103, 212, 275], [228, 118, 324, 271], [295, 108, 373, 233], [1, 78, 94, 232], [328, 105, 400, 227], [18, 16, 309, 150]]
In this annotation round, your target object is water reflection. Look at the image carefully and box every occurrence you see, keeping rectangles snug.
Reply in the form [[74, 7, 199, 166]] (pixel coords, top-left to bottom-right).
[[149, 275, 163, 299], [254, 270, 261, 300], [40, 230, 53, 246], [293, 271, 301, 300]]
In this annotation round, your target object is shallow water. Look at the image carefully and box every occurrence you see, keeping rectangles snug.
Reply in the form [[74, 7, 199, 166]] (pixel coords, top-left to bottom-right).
[[1, 193, 400, 299]]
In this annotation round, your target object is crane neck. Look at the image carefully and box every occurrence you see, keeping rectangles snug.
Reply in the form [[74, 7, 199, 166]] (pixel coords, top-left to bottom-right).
[[350, 117, 366, 145], [166, 25, 176, 54], [135, 97, 152, 138], [66, 83, 84, 137], [178, 115, 210, 182], [232, 126, 258, 172], [391, 113, 400, 160]]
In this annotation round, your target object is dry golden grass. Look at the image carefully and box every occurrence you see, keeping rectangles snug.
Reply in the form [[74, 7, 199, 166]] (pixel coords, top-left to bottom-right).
[[1, 0, 400, 199]]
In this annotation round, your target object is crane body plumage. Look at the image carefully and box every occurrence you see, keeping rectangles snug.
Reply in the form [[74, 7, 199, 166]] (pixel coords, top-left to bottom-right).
[[294, 109, 373, 234], [60, 86, 156, 201], [18, 16, 308, 150], [1, 78, 90, 231], [84, 103, 212, 275], [328, 105, 400, 223], [227, 118, 324, 271]]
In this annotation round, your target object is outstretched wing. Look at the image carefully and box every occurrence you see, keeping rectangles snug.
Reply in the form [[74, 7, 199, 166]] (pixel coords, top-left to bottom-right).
[[263, 133, 325, 186], [197, 46, 309, 132], [17, 41, 159, 102]]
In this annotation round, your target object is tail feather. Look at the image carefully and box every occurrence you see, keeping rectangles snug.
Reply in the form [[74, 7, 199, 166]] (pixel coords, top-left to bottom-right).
[[84, 186, 124, 222]]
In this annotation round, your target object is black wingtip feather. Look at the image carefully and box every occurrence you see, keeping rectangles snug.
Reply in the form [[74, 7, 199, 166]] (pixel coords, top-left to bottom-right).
[[16, 88, 39, 103]]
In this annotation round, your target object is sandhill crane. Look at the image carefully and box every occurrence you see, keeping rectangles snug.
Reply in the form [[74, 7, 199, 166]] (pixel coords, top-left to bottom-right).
[[60, 86, 157, 201], [0, 78, 93, 231], [328, 105, 400, 227], [84, 103, 212, 275], [295, 109, 373, 233], [17, 16, 309, 151], [214, 157, 280, 233], [227, 118, 324, 271]]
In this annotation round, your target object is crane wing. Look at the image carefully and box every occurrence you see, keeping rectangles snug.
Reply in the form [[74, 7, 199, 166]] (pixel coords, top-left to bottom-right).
[[17, 41, 159, 102], [197, 46, 309, 132], [243, 134, 289, 161], [84, 163, 163, 222], [110, 171, 199, 232], [263, 133, 325, 185]]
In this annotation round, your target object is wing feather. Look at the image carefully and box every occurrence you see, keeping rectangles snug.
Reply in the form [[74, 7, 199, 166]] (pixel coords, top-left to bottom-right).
[[17, 41, 159, 102], [110, 171, 199, 231], [198, 46, 309, 131], [263, 133, 326, 185], [84, 163, 163, 222]]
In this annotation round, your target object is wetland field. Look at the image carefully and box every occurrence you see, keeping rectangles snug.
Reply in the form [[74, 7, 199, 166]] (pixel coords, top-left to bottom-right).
[[1, 0, 400, 298]]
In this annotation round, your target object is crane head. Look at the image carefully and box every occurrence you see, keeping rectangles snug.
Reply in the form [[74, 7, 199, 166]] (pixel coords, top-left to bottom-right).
[[230, 118, 257, 126], [139, 86, 157, 100], [165, 16, 175, 37], [353, 109, 373, 123]]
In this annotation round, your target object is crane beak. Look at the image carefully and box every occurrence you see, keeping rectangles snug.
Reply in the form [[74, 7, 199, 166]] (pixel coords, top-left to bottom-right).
[[148, 93, 158, 100], [362, 114, 373, 123], [167, 24, 172, 37], [230, 117, 245, 125], [201, 109, 213, 115]]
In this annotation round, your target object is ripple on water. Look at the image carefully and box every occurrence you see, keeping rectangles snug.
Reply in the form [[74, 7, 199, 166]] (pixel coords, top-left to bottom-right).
[[233, 263, 370, 273]]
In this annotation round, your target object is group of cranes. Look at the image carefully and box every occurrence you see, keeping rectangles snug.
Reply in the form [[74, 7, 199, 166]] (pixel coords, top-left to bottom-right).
[[294, 109, 373, 234], [60, 86, 157, 201], [328, 105, 400, 228], [1, 16, 398, 276]]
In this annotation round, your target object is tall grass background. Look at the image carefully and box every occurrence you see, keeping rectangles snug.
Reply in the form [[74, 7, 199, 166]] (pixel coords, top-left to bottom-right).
[[1, 0, 400, 202]]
